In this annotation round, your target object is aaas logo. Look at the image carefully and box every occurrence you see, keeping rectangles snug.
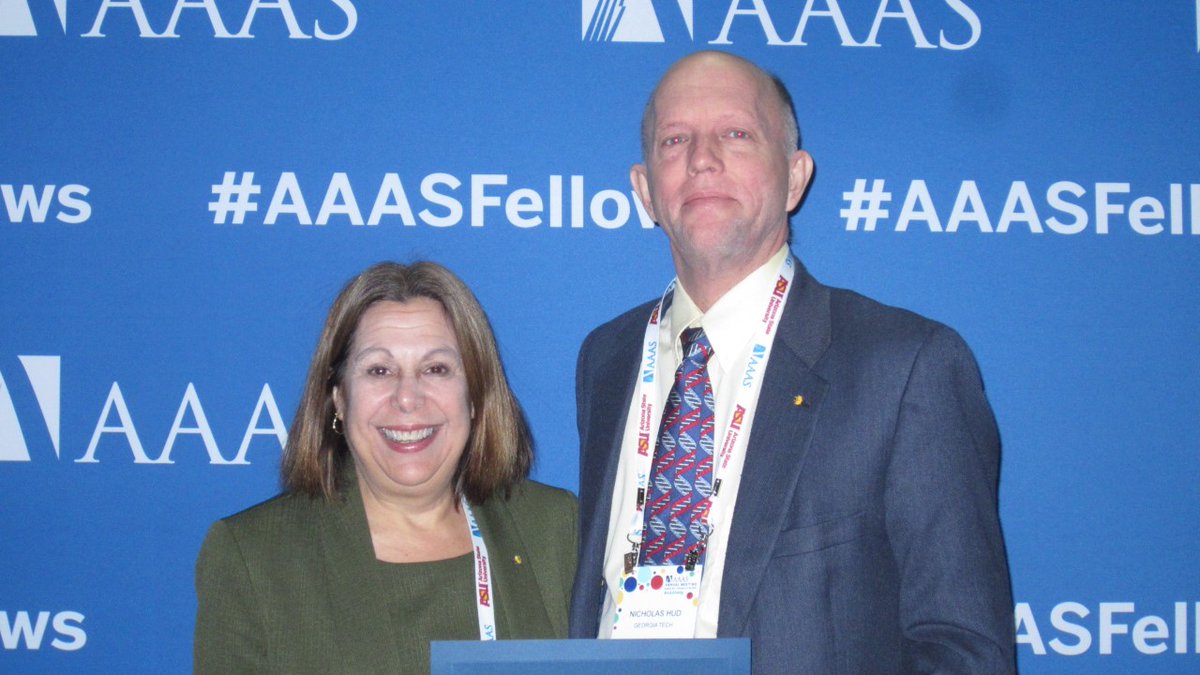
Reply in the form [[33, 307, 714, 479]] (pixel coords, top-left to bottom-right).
[[0, 0, 356, 39], [0, 356, 59, 461], [582, 0, 693, 42], [0, 0, 65, 36], [583, 0, 981, 50], [0, 356, 286, 465]]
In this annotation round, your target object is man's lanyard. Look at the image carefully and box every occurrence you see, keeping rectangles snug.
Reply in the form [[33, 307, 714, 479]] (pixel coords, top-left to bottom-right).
[[462, 499, 497, 640], [622, 254, 796, 572]]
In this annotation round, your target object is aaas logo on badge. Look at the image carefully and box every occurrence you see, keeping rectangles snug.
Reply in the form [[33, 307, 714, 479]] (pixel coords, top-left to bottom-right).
[[582, 0, 694, 42]]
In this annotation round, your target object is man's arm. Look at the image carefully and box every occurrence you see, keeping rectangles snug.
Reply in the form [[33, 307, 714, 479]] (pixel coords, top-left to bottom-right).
[[885, 325, 1016, 673]]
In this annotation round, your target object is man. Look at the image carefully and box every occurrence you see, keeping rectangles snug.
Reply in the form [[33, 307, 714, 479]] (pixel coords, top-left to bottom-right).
[[569, 51, 1015, 673]]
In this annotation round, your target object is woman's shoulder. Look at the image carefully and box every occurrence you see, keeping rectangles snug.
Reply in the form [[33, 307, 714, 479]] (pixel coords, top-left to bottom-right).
[[502, 480, 576, 515], [486, 480, 577, 536], [210, 491, 337, 542]]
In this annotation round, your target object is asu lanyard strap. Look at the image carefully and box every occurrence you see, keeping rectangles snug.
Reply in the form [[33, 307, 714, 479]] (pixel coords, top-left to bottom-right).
[[462, 499, 497, 640], [624, 254, 796, 572]]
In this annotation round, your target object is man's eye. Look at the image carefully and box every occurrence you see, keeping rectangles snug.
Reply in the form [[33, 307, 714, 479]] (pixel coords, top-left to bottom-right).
[[728, 129, 749, 139], [662, 135, 684, 147]]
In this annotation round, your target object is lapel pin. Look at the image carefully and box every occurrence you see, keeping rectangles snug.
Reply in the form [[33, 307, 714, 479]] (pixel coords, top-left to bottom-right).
[[513, 555, 523, 565], [793, 395, 805, 407]]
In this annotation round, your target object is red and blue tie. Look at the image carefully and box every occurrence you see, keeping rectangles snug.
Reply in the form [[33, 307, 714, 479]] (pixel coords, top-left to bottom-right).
[[639, 326, 715, 566]]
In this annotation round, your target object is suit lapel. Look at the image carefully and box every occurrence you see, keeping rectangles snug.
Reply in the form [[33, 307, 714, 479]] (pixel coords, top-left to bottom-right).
[[574, 307, 649, 633], [718, 265, 833, 636]]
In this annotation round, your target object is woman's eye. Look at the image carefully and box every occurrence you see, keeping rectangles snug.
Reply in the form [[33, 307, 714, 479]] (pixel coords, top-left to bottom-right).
[[366, 365, 390, 377], [426, 363, 450, 376]]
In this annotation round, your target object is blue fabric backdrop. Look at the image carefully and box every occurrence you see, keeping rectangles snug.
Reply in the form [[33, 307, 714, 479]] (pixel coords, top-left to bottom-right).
[[2, 1, 1197, 672]]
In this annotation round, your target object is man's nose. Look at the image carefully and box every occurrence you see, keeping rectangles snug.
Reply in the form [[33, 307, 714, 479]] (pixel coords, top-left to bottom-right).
[[687, 134, 723, 175]]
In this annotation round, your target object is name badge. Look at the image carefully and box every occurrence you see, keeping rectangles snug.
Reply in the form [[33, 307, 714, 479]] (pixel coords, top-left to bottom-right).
[[610, 564, 702, 639]]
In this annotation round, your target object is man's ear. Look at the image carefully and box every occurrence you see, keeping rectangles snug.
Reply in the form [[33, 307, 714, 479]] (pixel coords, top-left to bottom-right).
[[786, 150, 814, 212], [630, 163, 656, 222]]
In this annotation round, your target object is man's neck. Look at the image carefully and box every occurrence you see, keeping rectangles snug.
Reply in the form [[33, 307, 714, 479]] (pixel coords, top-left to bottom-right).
[[674, 248, 784, 312]]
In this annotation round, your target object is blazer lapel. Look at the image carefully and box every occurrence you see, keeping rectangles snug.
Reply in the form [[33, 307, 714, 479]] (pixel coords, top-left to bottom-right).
[[473, 494, 558, 638], [718, 264, 833, 636], [321, 480, 405, 671]]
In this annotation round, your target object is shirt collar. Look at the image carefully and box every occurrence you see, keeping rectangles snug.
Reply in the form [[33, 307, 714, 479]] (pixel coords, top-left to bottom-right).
[[667, 244, 790, 371]]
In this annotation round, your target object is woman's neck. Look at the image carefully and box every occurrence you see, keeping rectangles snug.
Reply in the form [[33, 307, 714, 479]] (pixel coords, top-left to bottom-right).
[[357, 477, 472, 564]]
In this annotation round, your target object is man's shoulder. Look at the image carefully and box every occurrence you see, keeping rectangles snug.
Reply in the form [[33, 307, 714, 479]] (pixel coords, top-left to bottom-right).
[[817, 280, 974, 363], [588, 299, 658, 338]]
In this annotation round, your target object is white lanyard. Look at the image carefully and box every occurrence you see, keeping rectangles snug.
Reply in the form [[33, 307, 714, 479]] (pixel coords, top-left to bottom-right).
[[462, 499, 497, 640], [624, 254, 796, 569]]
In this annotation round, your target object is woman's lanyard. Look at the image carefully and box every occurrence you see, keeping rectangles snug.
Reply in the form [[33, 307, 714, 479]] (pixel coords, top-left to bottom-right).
[[622, 254, 796, 572], [462, 499, 497, 640]]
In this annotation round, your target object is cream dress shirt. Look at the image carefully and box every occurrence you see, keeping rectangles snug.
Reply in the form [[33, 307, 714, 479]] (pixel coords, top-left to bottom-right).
[[598, 245, 790, 638]]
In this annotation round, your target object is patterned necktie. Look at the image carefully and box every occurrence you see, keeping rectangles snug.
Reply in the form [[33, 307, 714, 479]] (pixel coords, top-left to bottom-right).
[[639, 326, 716, 566]]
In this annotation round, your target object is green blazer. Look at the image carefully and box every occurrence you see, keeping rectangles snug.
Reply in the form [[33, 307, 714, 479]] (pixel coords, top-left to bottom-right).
[[194, 479, 577, 673]]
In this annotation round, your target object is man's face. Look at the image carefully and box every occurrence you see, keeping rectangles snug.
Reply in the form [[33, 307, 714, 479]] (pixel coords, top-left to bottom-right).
[[632, 55, 811, 281]]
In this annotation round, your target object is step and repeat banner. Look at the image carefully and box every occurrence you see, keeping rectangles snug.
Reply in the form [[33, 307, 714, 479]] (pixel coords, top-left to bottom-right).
[[2, 2, 1197, 672]]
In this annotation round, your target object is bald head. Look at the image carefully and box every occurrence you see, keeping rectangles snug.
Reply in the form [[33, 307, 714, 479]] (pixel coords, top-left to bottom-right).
[[640, 51, 800, 161]]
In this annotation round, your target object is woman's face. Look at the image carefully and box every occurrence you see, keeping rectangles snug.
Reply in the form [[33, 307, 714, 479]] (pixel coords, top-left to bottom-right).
[[333, 298, 472, 503]]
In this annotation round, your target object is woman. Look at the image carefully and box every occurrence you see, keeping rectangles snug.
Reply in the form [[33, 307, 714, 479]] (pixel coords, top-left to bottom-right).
[[194, 261, 576, 673]]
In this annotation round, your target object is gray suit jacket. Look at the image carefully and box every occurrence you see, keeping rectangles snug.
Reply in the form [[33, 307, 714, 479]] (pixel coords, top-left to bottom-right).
[[570, 260, 1015, 674], [196, 479, 576, 673]]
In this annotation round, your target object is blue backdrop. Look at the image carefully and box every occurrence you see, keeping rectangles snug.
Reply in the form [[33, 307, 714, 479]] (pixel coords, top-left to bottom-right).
[[2, 1, 1197, 672]]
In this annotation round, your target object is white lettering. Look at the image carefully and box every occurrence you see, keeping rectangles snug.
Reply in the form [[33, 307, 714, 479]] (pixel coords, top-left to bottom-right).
[[314, 0, 357, 40], [786, 0, 859, 46], [316, 172, 364, 225], [862, 0, 934, 49], [946, 180, 992, 233], [1128, 195, 1165, 235], [265, 172, 313, 225], [237, 0, 311, 39], [590, 189, 630, 230], [56, 185, 92, 224], [2, 185, 54, 223], [420, 173, 463, 227], [1099, 602, 1135, 655], [506, 188, 543, 228], [78, 382, 158, 464], [1013, 602, 1046, 655], [472, 174, 507, 227], [895, 179, 941, 232], [1044, 181, 1088, 234], [940, 0, 981, 49], [229, 384, 287, 464], [161, 0, 233, 38], [996, 181, 1042, 234], [1094, 182, 1130, 235], [158, 383, 225, 464], [367, 173, 416, 226], [1132, 614, 1170, 654], [0, 611, 49, 650], [710, 0, 786, 46], [50, 612, 86, 651], [1049, 601, 1091, 656], [84, 0, 160, 38]]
